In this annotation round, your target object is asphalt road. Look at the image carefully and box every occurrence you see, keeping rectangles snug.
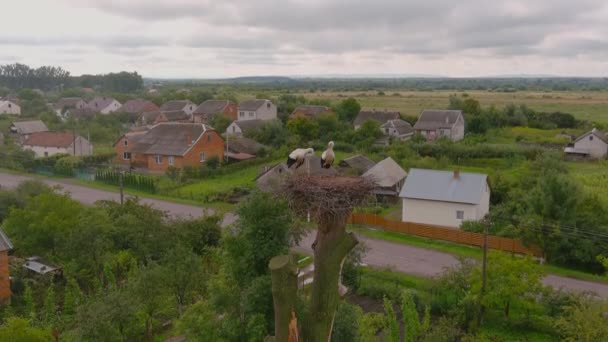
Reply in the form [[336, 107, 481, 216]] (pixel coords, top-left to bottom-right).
[[1, 172, 606, 297]]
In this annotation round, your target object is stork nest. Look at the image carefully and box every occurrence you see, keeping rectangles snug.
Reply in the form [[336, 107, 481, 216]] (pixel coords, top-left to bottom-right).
[[283, 175, 375, 221]]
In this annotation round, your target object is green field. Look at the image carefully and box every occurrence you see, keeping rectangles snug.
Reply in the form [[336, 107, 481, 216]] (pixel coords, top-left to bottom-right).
[[568, 161, 608, 206]]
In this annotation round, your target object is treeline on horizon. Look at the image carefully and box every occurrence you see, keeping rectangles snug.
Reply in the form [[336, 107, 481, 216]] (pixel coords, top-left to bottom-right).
[[0, 63, 143, 93]]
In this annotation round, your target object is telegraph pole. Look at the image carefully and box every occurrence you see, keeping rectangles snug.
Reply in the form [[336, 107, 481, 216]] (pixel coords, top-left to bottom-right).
[[479, 217, 489, 325]]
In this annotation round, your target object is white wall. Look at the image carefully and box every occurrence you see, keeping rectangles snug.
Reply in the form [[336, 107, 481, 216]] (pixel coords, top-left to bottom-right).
[[0, 101, 21, 115], [23, 136, 93, 157], [451, 115, 465, 141], [183, 102, 195, 116], [100, 100, 122, 115], [402, 193, 489, 228], [574, 133, 608, 159], [225, 122, 243, 136]]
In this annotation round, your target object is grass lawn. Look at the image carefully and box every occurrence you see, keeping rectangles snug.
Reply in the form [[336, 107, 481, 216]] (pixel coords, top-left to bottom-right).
[[351, 225, 608, 284], [568, 160, 608, 206]]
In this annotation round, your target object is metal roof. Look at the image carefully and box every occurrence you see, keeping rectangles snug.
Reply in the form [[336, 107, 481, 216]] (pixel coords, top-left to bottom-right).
[[0, 228, 13, 252], [362, 157, 407, 187], [400, 168, 488, 204], [413, 110, 462, 130], [574, 128, 608, 145], [10, 120, 49, 134], [160, 100, 195, 112], [238, 99, 271, 111]]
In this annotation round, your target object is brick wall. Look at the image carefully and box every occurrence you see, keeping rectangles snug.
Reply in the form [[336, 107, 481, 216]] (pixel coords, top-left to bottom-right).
[[223, 103, 238, 121], [0, 251, 10, 304]]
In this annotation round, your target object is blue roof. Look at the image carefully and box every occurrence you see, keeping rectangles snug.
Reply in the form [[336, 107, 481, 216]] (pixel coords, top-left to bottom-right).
[[399, 168, 488, 204]]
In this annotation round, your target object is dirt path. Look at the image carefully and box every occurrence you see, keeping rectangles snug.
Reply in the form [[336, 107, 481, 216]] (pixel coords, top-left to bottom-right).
[[2, 172, 607, 297]]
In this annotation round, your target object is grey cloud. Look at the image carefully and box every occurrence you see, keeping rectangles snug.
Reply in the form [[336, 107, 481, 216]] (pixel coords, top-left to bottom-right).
[[0, 35, 166, 48]]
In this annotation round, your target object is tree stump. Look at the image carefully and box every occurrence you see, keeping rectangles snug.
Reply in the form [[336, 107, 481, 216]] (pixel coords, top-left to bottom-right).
[[269, 254, 299, 342]]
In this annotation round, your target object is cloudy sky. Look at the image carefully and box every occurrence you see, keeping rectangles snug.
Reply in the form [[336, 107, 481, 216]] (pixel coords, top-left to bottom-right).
[[1, 0, 607, 78]]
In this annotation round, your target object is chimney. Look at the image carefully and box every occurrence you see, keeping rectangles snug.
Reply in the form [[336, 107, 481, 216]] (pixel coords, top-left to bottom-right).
[[453, 169, 460, 179]]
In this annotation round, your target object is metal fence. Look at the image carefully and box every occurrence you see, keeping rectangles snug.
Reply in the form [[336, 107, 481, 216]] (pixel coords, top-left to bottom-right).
[[349, 212, 542, 257]]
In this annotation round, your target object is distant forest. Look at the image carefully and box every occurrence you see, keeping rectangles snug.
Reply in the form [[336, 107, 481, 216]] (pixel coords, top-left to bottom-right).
[[0, 63, 143, 93]]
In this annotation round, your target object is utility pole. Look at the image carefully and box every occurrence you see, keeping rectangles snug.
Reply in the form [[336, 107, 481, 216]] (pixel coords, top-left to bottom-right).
[[72, 122, 77, 156], [119, 171, 124, 205], [479, 217, 489, 325]]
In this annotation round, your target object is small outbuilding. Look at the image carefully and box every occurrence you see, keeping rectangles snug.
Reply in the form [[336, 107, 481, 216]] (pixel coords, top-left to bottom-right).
[[362, 157, 407, 199]]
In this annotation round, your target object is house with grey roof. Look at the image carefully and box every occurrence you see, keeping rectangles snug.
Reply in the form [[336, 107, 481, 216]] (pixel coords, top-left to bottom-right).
[[354, 109, 401, 129], [381, 119, 414, 140], [0, 100, 20, 115], [87, 96, 122, 114], [193, 100, 238, 123], [53, 97, 87, 118], [237, 99, 277, 121], [10, 120, 49, 143], [362, 157, 407, 198], [413, 109, 465, 142], [564, 128, 607, 160], [338, 154, 376, 176], [160, 100, 196, 116], [289, 105, 331, 119], [225, 119, 268, 136], [399, 168, 490, 228]]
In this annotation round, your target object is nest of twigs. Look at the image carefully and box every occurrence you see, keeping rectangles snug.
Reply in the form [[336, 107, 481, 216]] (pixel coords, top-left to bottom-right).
[[283, 175, 375, 222]]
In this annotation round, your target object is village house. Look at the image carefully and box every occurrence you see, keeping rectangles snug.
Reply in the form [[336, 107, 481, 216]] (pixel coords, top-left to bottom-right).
[[362, 157, 407, 200], [564, 128, 608, 160], [22, 132, 93, 157], [381, 119, 414, 140], [237, 99, 277, 121], [413, 109, 465, 142], [338, 154, 376, 176], [400, 168, 490, 229], [10, 120, 49, 143], [87, 96, 122, 114], [225, 136, 267, 161], [289, 105, 331, 120], [0, 100, 21, 115], [0, 228, 13, 304], [53, 97, 87, 117], [115, 123, 224, 172], [353, 109, 401, 130], [193, 100, 238, 123], [119, 99, 159, 116], [155, 110, 191, 124], [226, 119, 267, 136], [160, 100, 196, 117]]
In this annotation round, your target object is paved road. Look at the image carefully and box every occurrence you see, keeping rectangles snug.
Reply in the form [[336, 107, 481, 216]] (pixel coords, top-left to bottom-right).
[[1, 172, 606, 297]]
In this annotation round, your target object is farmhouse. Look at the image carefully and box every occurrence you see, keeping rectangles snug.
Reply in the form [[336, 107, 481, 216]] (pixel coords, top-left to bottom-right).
[[87, 96, 122, 114], [289, 105, 331, 119], [160, 100, 196, 116], [400, 168, 490, 229], [119, 99, 159, 115], [237, 99, 277, 121], [193, 100, 238, 123], [413, 109, 465, 142], [354, 109, 400, 130], [564, 128, 607, 160], [362, 157, 407, 199], [53, 97, 87, 117], [10, 120, 49, 143], [226, 119, 267, 136], [22, 132, 93, 157], [114, 123, 224, 172], [0, 228, 13, 304], [0, 100, 21, 115]]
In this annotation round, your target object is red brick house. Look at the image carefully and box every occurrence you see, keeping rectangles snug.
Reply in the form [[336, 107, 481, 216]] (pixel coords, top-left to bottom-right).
[[193, 100, 238, 123], [0, 229, 13, 304], [115, 123, 224, 172]]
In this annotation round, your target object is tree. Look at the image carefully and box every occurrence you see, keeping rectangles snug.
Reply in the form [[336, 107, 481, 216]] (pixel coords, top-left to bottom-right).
[[331, 302, 363, 342], [0, 317, 53, 342], [336, 97, 361, 122], [554, 296, 608, 342], [209, 114, 232, 134], [130, 265, 169, 342], [176, 300, 221, 342], [357, 312, 386, 342], [353, 120, 382, 148], [162, 246, 203, 317], [43, 286, 57, 326], [286, 117, 320, 142], [462, 98, 481, 115], [62, 278, 82, 318]]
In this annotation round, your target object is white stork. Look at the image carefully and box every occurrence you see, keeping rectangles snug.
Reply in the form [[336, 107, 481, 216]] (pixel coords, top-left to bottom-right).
[[287, 148, 314, 169], [320, 141, 335, 169]]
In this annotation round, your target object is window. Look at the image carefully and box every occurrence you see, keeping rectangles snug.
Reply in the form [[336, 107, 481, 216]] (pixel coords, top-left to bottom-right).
[[155, 155, 162, 164], [168, 156, 174, 166], [232, 126, 236, 132], [249, 112, 254, 118], [239, 111, 245, 117], [456, 210, 464, 220], [590, 135, 594, 141], [124, 140, 128, 146], [8, 103, 11, 108], [123, 152, 131, 160], [200, 152, 206, 162]]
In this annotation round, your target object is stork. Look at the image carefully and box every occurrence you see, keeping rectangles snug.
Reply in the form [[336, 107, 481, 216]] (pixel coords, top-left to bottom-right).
[[287, 148, 314, 169], [320, 141, 335, 169]]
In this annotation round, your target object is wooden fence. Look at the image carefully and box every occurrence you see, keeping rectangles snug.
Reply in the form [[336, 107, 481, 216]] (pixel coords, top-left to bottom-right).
[[349, 213, 542, 257]]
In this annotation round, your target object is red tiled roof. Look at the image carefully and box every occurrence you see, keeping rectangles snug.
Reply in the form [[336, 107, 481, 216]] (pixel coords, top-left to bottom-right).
[[23, 132, 77, 148]]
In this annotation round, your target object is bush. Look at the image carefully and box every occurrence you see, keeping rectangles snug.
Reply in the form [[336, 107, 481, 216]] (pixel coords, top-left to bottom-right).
[[54, 156, 84, 176], [206, 156, 220, 170], [331, 302, 363, 342]]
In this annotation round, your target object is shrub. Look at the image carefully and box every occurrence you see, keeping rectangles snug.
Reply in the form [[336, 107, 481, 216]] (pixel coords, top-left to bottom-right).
[[54, 156, 84, 176]]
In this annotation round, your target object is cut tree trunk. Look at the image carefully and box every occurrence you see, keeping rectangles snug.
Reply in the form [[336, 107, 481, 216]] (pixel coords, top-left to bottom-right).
[[305, 213, 358, 341], [269, 255, 299, 342]]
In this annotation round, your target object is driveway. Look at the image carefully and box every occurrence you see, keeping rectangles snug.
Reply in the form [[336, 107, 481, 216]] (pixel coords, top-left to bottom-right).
[[1, 172, 607, 297]]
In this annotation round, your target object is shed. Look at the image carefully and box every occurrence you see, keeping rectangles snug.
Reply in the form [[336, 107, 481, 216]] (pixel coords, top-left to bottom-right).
[[362, 157, 407, 198]]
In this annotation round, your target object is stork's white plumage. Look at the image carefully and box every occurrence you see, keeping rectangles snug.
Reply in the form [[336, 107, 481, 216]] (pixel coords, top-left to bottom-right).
[[320, 141, 335, 169], [287, 148, 314, 169]]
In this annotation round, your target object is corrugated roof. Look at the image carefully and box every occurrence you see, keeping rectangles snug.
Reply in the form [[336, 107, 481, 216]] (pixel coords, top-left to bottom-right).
[[193, 100, 231, 115], [400, 168, 488, 205], [362, 157, 407, 187], [23, 132, 78, 148], [239, 99, 271, 111], [413, 110, 462, 130], [23, 258, 58, 274], [381, 119, 414, 135], [128, 122, 215, 156], [160, 100, 195, 112], [354, 110, 400, 127], [10, 120, 49, 134], [0, 228, 13, 252]]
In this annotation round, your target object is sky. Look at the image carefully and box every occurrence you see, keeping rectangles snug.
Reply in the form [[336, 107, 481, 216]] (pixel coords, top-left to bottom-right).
[[1, 0, 607, 78]]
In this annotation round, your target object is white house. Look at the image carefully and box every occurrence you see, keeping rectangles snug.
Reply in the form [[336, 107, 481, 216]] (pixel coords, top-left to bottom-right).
[[160, 100, 196, 116], [226, 119, 267, 136], [0, 100, 21, 115], [22, 132, 93, 157], [54, 97, 87, 118], [564, 128, 607, 160], [400, 168, 490, 229], [413, 110, 465, 142], [87, 97, 122, 114], [237, 99, 277, 121]]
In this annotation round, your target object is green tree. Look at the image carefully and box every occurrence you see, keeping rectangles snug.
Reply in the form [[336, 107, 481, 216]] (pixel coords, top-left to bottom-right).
[[353, 120, 382, 148], [286, 117, 320, 142], [176, 300, 221, 342], [462, 98, 481, 115], [357, 312, 386, 342], [24, 284, 36, 322], [63, 278, 82, 318], [0, 317, 53, 341], [162, 246, 203, 317], [130, 265, 169, 342], [554, 297, 608, 342], [331, 302, 363, 342], [209, 114, 232, 133], [336, 97, 361, 122], [43, 286, 57, 326]]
